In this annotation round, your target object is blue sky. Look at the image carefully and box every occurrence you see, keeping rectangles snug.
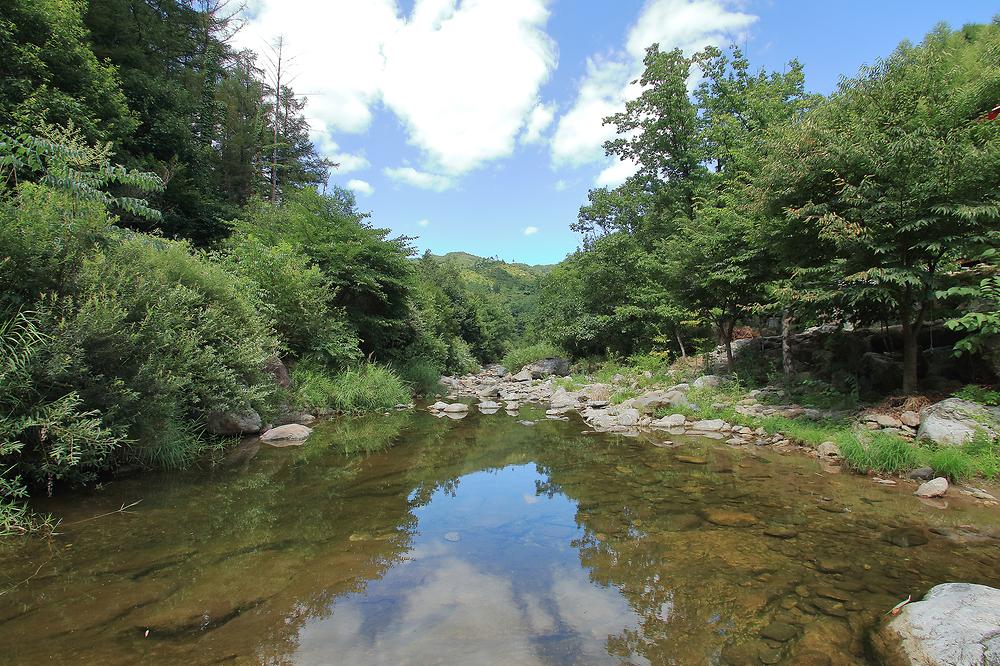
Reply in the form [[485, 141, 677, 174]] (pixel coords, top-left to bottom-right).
[[239, 1, 998, 265]]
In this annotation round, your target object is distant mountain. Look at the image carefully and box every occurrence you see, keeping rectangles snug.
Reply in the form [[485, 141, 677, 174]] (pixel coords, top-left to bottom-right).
[[432, 252, 553, 277], [428, 252, 551, 336]]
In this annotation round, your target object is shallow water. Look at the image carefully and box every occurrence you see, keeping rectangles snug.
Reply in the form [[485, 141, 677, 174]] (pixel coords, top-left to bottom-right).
[[1, 405, 998, 665]]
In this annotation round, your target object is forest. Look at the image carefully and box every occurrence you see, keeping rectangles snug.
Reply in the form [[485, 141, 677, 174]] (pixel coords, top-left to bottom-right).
[[1, 0, 998, 534]]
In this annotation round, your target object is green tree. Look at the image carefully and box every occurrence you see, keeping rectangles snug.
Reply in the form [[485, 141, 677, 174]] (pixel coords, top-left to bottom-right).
[[761, 22, 1000, 392], [0, 0, 135, 145]]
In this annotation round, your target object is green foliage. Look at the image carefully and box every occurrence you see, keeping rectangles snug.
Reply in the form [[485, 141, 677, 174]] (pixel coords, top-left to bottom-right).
[[940, 257, 1000, 357], [236, 189, 415, 359], [220, 233, 361, 367], [501, 342, 564, 373], [1, 123, 163, 220], [0, 312, 124, 533], [760, 22, 1000, 391], [839, 432, 920, 476], [292, 362, 410, 415], [953, 384, 1000, 406], [0, 0, 135, 144], [0, 184, 277, 480], [398, 360, 443, 396]]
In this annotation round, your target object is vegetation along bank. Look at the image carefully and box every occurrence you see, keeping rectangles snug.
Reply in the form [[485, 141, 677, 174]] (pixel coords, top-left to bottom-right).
[[0, 0, 998, 541]]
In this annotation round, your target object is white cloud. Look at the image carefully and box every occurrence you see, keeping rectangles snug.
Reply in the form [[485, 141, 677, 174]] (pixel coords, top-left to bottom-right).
[[521, 101, 556, 144], [523, 226, 539, 236], [551, 0, 757, 177], [346, 179, 374, 196], [238, 0, 558, 178], [332, 152, 371, 174], [384, 166, 455, 192], [554, 179, 570, 191], [417, 218, 430, 227], [595, 158, 639, 187]]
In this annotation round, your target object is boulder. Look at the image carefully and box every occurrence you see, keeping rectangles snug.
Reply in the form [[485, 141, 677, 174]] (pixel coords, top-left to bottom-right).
[[442, 403, 469, 413], [206, 409, 261, 435], [264, 356, 291, 388], [512, 369, 534, 382], [872, 583, 1000, 666], [900, 410, 921, 428], [873, 413, 903, 429], [617, 408, 641, 427], [633, 389, 689, 414], [524, 357, 570, 378], [428, 401, 450, 411], [478, 401, 500, 411], [690, 418, 726, 432], [260, 423, 312, 445], [651, 413, 686, 429], [917, 398, 1000, 446], [816, 441, 841, 459], [692, 374, 722, 390], [915, 477, 949, 498], [907, 466, 935, 480]]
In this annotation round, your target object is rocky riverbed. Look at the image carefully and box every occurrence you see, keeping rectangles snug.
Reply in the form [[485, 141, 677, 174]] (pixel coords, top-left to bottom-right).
[[431, 362, 1000, 508]]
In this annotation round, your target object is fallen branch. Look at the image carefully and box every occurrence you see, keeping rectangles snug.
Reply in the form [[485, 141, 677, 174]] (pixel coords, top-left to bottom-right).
[[61, 500, 142, 526]]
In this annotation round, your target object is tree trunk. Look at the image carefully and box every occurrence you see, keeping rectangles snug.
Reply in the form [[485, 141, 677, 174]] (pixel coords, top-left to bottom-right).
[[722, 319, 735, 372], [781, 307, 794, 378], [901, 319, 919, 394], [675, 328, 687, 359]]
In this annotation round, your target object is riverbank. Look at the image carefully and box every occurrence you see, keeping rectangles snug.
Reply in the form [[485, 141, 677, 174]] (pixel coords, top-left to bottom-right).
[[432, 363, 1000, 507]]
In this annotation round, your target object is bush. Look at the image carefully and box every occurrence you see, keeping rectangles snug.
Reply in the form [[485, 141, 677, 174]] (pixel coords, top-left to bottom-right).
[[293, 362, 411, 414], [502, 342, 563, 372], [0, 187, 280, 476], [221, 234, 361, 367], [0, 313, 124, 533]]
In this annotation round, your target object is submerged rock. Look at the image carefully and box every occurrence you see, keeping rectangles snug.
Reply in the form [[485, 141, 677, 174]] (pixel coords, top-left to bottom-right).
[[702, 509, 757, 527], [884, 527, 929, 548], [872, 583, 1000, 666]]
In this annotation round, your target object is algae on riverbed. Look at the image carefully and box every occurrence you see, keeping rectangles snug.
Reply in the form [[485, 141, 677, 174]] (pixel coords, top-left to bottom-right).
[[1, 406, 998, 664]]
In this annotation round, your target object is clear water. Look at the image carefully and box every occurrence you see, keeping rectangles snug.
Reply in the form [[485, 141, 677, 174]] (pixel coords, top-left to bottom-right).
[[1, 404, 998, 665]]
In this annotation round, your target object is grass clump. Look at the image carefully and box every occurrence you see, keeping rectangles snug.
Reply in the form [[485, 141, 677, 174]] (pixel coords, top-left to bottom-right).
[[398, 360, 443, 396], [502, 342, 563, 373], [294, 362, 411, 414]]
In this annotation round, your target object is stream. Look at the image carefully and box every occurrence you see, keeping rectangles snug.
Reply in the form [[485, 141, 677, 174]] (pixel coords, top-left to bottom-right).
[[1, 404, 998, 665]]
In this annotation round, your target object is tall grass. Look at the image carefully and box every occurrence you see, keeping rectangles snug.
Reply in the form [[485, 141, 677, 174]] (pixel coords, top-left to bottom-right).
[[399, 360, 443, 396], [294, 362, 411, 414], [501, 342, 563, 372]]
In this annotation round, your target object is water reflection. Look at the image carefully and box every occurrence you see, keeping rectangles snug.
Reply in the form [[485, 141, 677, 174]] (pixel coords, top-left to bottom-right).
[[293, 465, 642, 665], [0, 406, 998, 665]]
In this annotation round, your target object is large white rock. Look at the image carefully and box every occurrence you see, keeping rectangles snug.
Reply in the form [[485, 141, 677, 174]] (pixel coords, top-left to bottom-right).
[[691, 419, 726, 432], [651, 413, 686, 429], [442, 403, 469, 413], [512, 369, 534, 382], [692, 375, 722, 390], [616, 408, 641, 427], [260, 423, 312, 445], [872, 583, 1000, 666], [917, 398, 1000, 446], [915, 477, 949, 498]]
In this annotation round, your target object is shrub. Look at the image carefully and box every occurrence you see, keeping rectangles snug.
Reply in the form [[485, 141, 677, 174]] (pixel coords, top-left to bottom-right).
[[0, 313, 123, 533], [502, 342, 563, 372], [221, 234, 361, 366]]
